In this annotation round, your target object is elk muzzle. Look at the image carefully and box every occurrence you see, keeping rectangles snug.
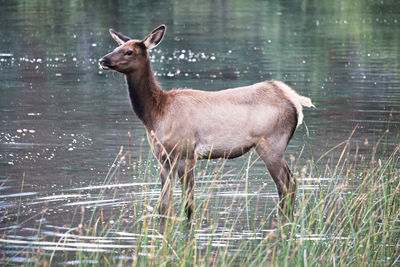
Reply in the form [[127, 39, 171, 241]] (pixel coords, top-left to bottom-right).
[[99, 57, 113, 70]]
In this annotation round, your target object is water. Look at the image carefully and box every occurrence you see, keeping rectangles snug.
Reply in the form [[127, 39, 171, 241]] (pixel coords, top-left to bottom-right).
[[1, 0, 399, 264]]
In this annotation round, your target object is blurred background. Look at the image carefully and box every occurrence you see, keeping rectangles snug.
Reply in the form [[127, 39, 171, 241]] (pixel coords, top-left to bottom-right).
[[0, 0, 399, 264]]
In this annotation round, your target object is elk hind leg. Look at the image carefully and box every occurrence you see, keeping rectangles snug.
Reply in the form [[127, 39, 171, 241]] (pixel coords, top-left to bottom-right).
[[255, 140, 296, 219]]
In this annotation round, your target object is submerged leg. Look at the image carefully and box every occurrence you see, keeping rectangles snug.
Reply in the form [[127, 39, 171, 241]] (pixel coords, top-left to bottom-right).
[[255, 139, 296, 219], [178, 159, 196, 221]]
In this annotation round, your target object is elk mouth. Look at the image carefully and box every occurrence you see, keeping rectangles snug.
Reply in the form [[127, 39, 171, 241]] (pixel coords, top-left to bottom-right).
[[98, 59, 115, 70], [100, 64, 110, 70], [99, 62, 115, 70]]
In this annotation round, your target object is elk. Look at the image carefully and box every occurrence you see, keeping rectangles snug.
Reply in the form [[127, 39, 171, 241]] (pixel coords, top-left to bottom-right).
[[99, 24, 314, 221]]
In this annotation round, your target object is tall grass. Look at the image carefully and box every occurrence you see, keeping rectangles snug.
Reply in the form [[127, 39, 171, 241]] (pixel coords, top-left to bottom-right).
[[3, 134, 399, 266]]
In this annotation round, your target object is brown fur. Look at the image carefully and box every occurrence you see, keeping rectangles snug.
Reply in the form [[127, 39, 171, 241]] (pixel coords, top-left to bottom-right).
[[99, 25, 314, 221]]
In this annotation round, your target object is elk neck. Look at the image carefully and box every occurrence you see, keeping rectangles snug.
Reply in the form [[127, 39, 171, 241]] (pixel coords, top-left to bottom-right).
[[124, 59, 166, 130]]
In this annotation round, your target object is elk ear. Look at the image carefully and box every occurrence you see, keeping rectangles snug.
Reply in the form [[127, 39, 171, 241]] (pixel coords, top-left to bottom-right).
[[142, 25, 166, 50], [109, 29, 131, 45]]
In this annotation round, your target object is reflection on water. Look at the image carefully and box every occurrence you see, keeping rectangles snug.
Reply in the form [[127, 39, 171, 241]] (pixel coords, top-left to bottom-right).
[[0, 0, 399, 264]]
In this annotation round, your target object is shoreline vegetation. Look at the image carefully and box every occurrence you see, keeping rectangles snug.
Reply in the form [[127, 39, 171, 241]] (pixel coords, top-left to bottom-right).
[[1, 130, 399, 266]]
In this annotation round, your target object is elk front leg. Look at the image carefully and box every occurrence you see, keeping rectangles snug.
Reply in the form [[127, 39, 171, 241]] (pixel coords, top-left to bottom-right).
[[178, 159, 196, 221], [158, 161, 176, 216]]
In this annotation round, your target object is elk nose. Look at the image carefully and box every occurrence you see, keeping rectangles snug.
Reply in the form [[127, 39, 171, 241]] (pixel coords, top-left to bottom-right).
[[99, 57, 112, 70], [99, 58, 109, 65]]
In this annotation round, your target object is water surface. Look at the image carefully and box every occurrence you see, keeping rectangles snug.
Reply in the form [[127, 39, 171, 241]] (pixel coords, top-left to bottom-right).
[[1, 0, 399, 264]]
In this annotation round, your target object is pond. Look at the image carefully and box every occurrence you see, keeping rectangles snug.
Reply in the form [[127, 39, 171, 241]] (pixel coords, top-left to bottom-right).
[[0, 0, 399, 265]]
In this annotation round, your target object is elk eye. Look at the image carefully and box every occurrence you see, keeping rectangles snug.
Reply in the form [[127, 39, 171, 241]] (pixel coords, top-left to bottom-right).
[[126, 50, 133, 56]]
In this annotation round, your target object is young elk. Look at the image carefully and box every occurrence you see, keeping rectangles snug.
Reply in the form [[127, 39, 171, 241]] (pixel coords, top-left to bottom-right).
[[99, 25, 314, 221]]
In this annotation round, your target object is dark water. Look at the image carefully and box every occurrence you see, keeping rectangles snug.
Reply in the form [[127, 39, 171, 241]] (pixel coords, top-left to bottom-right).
[[1, 0, 399, 264]]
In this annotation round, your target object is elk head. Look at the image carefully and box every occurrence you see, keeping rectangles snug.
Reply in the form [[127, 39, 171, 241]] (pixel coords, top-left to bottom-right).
[[99, 25, 166, 74]]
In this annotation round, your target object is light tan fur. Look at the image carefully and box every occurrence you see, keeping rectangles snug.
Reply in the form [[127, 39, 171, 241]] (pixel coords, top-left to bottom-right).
[[154, 81, 303, 160], [99, 25, 314, 221], [272, 80, 315, 127]]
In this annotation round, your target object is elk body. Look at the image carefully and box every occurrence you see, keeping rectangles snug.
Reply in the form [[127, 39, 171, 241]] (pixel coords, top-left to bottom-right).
[[99, 25, 314, 221]]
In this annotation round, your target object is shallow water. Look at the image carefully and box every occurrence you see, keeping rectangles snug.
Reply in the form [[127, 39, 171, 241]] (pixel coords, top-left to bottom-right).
[[1, 0, 399, 264]]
